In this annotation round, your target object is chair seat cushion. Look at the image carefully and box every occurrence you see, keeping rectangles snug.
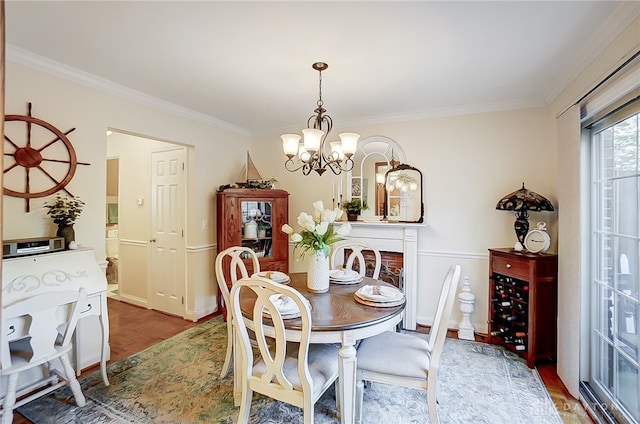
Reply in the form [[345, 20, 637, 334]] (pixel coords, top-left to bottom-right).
[[253, 343, 339, 397], [357, 331, 430, 379]]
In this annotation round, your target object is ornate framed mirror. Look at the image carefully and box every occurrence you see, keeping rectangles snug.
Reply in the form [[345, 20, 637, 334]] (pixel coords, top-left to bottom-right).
[[346, 136, 405, 221], [384, 163, 424, 223]]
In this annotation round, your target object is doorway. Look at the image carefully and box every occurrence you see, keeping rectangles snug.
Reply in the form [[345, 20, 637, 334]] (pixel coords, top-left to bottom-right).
[[106, 131, 187, 317], [105, 157, 120, 297]]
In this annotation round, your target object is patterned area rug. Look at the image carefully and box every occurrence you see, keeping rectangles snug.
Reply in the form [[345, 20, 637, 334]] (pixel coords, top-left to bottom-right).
[[18, 316, 562, 423]]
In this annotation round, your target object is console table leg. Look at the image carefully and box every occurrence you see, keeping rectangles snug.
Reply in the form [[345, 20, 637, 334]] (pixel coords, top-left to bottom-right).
[[99, 293, 110, 386]]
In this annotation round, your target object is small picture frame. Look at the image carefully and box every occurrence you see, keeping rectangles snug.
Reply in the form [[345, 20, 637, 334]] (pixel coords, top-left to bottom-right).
[[351, 177, 368, 197]]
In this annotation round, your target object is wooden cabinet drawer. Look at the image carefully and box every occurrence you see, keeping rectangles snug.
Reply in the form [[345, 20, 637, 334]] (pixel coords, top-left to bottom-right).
[[260, 261, 286, 272], [492, 255, 530, 279]]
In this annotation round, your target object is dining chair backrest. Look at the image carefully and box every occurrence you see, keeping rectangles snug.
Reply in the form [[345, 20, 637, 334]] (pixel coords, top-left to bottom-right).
[[330, 240, 382, 279], [214, 246, 260, 378], [427, 264, 462, 367], [215, 246, 260, 310], [230, 276, 340, 423], [231, 276, 313, 396]]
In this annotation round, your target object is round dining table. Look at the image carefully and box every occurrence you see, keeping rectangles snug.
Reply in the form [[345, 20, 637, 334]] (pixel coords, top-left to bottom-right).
[[236, 272, 405, 424]]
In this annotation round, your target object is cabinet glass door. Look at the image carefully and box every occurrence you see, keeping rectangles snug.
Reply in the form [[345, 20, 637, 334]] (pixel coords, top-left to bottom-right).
[[241, 200, 273, 259]]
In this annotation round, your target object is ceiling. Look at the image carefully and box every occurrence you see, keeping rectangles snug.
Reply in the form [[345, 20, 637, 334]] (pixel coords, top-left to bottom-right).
[[5, 1, 638, 135]]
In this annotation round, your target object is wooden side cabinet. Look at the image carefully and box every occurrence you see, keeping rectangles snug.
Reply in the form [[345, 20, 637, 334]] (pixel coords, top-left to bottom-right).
[[216, 188, 289, 308], [488, 248, 558, 368]]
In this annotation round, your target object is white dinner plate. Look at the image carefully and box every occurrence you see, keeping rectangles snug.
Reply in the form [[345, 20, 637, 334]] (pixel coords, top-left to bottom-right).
[[252, 271, 291, 284], [354, 295, 406, 308]]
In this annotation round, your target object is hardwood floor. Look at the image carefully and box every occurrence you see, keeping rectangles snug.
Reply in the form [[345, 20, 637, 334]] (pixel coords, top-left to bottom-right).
[[14, 299, 593, 423]]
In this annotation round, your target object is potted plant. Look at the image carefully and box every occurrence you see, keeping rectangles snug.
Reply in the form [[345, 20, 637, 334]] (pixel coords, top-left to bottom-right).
[[341, 199, 369, 221], [44, 194, 85, 248], [257, 220, 270, 238]]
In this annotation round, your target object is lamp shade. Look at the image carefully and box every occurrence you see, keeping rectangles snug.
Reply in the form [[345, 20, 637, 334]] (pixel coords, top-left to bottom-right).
[[281, 134, 301, 157], [495, 183, 555, 212], [496, 183, 554, 246], [329, 141, 345, 160], [339, 132, 359, 157], [302, 128, 323, 152]]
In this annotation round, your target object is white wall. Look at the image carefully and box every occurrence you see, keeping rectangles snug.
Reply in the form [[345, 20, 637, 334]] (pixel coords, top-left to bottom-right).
[[4, 61, 252, 320], [252, 107, 557, 332]]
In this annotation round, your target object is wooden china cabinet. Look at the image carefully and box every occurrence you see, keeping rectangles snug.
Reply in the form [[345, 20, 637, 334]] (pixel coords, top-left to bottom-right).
[[216, 189, 289, 309], [488, 248, 558, 368]]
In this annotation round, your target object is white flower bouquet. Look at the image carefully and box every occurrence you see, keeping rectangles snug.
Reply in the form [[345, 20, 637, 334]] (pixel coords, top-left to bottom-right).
[[282, 201, 351, 258]]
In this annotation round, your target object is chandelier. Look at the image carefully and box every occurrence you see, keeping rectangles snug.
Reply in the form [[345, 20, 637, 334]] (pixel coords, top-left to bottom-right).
[[281, 62, 360, 176]]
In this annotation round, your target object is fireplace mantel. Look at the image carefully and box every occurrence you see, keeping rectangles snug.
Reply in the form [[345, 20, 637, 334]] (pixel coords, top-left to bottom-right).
[[346, 221, 426, 330]]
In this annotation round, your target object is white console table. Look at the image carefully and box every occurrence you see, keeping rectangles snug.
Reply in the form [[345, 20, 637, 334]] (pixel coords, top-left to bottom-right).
[[2, 248, 110, 386]]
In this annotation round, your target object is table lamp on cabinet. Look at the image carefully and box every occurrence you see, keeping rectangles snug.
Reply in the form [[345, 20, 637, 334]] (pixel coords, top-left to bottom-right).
[[495, 183, 554, 250]]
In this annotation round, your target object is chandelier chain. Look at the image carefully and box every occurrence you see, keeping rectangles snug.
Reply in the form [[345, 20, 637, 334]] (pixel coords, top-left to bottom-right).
[[317, 69, 323, 109]]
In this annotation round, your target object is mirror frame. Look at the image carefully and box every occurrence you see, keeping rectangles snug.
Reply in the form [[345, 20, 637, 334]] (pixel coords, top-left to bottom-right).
[[346, 136, 406, 220], [384, 163, 424, 223]]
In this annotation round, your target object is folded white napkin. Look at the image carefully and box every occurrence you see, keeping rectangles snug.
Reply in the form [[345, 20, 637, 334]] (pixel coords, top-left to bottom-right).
[[329, 269, 361, 281], [266, 294, 311, 316], [253, 271, 290, 283]]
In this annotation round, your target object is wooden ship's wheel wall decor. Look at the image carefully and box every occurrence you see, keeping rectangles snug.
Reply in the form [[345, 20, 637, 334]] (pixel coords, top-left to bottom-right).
[[3, 103, 90, 211]]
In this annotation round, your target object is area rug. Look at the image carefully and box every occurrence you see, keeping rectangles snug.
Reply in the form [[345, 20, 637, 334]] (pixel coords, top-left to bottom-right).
[[18, 316, 562, 423]]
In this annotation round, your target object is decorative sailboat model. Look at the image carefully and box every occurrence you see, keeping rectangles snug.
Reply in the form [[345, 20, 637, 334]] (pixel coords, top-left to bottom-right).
[[235, 151, 264, 187]]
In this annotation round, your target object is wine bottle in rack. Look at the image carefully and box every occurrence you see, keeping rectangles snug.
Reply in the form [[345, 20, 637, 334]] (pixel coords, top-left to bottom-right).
[[514, 337, 526, 350], [490, 327, 508, 336]]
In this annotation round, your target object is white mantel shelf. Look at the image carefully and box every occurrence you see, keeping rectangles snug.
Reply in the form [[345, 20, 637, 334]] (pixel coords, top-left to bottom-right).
[[345, 220, 427, 330]]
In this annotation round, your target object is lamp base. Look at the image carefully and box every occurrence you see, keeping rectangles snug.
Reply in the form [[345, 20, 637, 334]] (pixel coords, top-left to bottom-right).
[[514, 211, 530, 245]]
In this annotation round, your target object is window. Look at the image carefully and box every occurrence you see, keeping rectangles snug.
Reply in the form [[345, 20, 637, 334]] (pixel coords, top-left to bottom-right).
[[589, 100, 640, 424]]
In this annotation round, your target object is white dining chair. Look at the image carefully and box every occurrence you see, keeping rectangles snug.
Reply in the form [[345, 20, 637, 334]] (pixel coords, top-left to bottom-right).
[[354, 264, 461, 424], [0, 288, 88, 424], [330, 240, 382, 279], [230, 276, 339, 424], [215, 246, 260, 378]]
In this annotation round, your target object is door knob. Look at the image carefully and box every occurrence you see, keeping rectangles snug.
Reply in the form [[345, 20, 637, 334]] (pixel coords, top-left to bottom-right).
[[150, 239, 157, 243]]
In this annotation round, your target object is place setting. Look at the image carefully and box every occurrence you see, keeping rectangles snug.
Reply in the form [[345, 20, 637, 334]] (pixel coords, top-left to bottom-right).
[[262, 294, 311, 319], [251, 270, 291, 284], [354, 284, 405, 307], [329, 268, 364, 285]]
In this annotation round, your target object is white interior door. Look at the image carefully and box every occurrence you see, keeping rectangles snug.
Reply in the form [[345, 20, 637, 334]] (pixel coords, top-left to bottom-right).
[[149, 147, 186, 316]]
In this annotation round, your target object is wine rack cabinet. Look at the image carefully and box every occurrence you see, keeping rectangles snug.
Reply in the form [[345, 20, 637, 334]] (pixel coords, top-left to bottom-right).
[[488, 248, 558, 368]]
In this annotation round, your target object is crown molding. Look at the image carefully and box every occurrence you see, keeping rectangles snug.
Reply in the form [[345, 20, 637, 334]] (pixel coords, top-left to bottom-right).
[[254, 97, 546, 137], [6, 44, 251, 137]]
